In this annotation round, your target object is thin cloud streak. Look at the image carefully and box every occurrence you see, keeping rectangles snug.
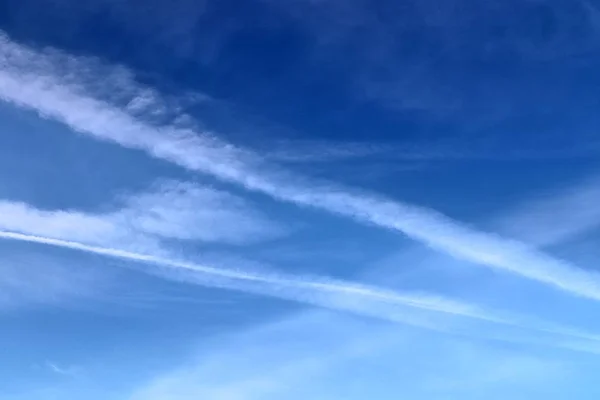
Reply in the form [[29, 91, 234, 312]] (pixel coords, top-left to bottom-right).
[[2, 229, 600, 347], [45, 361, 80, 377], [0, 229, 505, 326], [495, 174, 600, 247], [2, 32, 600, 302], [0, 180, 281, 249]]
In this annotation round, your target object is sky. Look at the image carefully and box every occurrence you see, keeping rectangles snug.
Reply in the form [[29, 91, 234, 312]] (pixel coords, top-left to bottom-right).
[[1, 0, 600, 398]]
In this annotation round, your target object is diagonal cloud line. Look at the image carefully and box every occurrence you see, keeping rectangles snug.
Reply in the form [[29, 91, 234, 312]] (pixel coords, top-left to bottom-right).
[[2, 32, 600, 302], [2, 229, 600, 348], [0, 229, 500, 324], [494, 174, 600, 247]]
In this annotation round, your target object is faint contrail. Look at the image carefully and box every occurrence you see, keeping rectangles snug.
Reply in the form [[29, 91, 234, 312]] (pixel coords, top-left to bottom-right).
[[3, 229, 600, 348], [0, 229, 503, 324]]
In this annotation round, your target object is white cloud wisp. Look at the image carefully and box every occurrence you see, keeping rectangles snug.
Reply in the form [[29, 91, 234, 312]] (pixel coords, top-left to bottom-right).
[[2, 227, 600, 348], [0, 180, 281, 251], [0, 229, 506, 326]]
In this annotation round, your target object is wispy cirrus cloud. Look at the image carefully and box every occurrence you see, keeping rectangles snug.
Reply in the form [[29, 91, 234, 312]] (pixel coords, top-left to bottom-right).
[[130, 319, 576, 400], [127, 313, 401, 400], [0, 180, 281, 251], [2, 32, 600, 304], [45, 361, 80, 378], [0, 201, 119, 246], [118, 180, 284, 245], [495, 174, 600, 247], [128, 312, 572, 400], [261, 137, 600, 165]]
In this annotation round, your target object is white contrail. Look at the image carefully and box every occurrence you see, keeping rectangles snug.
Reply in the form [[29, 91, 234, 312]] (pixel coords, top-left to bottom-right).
[[0, 229, 502, 324], [2, 32, 600, 301], [3, 229, 600, 346]]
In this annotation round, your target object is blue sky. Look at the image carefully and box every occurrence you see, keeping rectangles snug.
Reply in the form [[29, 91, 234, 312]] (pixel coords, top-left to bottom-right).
[[2, 0, 600, 398]]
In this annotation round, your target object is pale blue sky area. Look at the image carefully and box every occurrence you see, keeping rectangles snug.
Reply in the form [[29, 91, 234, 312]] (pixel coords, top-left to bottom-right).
[[2, 1, 600, 399]]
